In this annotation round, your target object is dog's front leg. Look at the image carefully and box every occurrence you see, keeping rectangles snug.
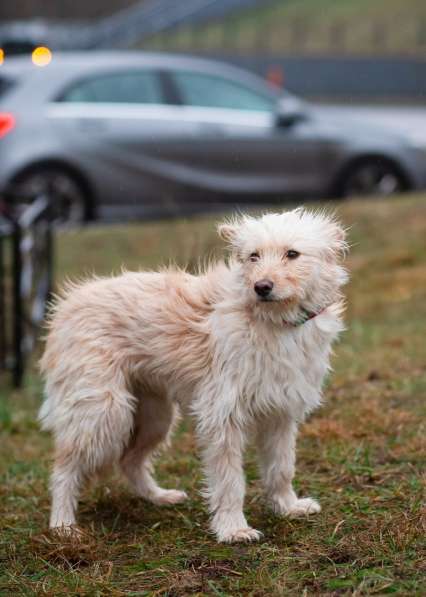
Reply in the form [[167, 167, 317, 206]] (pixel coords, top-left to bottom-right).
[[199, 421, 261, 543], [257, 415, 321, 517]]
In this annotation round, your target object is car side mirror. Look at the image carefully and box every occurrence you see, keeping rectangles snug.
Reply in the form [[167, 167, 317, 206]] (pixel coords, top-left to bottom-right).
[[275, 96, 308, 127]]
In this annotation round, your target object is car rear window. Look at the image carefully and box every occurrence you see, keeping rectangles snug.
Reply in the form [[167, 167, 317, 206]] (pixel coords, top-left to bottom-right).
[[0, 76, 16, 99], [58, 71, 164, 105]]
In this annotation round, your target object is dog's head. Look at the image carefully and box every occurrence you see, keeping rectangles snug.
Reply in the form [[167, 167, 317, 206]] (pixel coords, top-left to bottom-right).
[[218, 208, 348, 315]]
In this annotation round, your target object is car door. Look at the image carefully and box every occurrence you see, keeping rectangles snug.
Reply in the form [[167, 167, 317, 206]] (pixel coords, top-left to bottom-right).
[[162, 69, 327, 198], [49, 68, 203, 219]]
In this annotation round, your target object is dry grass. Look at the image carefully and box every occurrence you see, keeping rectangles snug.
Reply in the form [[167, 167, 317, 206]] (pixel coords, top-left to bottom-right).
[[1, 195, 425, 595]]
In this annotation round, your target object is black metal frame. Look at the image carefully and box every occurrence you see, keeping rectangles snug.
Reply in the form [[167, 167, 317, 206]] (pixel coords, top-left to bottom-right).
[[0, 195, 54, 387]]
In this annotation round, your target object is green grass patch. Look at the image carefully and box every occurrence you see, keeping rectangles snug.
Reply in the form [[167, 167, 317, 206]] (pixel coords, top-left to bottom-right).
[[1, 194, 426, 595]]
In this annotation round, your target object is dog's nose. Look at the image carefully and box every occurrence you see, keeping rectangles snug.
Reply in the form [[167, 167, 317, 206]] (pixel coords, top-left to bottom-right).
[[254, 279, 274, 297]]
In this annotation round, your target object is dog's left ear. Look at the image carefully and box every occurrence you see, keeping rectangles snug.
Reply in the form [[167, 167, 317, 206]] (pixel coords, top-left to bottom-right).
[[330, 222, 348, 256], [217, 222, 238, 243]]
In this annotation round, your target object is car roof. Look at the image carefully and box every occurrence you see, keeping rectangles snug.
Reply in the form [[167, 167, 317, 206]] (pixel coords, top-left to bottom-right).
[[0, 50, 280, 97], [2, 51, 178, 70], [3, 50, 234, 70], [0, 51, 249, 77]]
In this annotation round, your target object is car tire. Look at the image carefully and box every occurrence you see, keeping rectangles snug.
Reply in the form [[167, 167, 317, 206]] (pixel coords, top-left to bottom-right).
[[336, 158, 408, 199], [9, 166, 90, 225]]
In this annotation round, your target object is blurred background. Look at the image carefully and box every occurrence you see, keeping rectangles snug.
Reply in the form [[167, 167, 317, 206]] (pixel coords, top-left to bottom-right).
[[2, 0, 426, 98], [1, 0, 426, 225], [0, 4, 425, 594]]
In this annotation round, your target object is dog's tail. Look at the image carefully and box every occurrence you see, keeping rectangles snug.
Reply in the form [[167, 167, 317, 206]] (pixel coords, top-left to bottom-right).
[[38, 389, 57, 432]]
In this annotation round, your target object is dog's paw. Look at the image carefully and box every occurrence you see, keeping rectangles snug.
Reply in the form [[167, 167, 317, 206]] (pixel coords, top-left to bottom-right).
[[151, 489, 188, 506], [284, 497, 321, 518], [50, 524, 86, 542], [270, 495, 321, 517], [218, 527, 263, 543]]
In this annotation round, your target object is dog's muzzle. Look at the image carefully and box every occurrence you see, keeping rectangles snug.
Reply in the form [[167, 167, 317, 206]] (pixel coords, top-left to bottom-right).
[[254, 279, 274, 299]]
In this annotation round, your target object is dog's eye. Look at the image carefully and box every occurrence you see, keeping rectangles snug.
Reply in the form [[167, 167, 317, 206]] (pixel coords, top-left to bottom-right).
[[286, 250, 300, 259], [249, 252, 260, 262]]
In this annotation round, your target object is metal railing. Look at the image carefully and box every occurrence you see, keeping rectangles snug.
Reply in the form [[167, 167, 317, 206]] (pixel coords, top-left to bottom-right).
[[0, 0, 268, 50], [0, 196, 53, 387], [90, 0, 268, 48]]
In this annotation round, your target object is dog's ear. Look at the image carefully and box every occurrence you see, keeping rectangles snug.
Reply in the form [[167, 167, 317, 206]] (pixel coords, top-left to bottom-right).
[[329, 221, 348, 256], [331, 223, 345, 241], [217, 222, 238, 243]]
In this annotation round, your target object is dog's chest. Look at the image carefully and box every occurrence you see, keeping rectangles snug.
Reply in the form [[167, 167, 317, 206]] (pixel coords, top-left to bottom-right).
[[212, 318, 331, 419]]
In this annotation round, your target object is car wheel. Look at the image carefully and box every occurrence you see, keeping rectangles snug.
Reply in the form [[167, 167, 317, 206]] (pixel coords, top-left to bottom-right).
[[9, 167, 89, 224], [339, 159, 407, 198]]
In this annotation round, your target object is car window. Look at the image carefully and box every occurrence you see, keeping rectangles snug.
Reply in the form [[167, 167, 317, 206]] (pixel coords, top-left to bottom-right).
[[59, 71, 163, 104], [171, 71, 275, 112]]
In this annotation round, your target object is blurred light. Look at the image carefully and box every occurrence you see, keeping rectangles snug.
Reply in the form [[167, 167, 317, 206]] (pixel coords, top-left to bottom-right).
[[32, 46, 52, 67], [266, 65, 285, 89], [0, 113, 16, 138], [0, 48, 4, 65]]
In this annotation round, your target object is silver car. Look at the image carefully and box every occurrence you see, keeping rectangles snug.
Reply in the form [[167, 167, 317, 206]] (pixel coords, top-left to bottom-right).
[[0, 51, 425, 222]]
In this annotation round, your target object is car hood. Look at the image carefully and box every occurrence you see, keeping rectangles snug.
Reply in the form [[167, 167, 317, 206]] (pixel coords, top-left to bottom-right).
[[310, 104, 426, 148]]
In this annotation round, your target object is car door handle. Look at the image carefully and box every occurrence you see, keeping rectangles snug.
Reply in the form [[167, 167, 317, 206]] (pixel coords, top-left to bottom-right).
[[77, 119, 107, 132], [197, 123, 227, 137]]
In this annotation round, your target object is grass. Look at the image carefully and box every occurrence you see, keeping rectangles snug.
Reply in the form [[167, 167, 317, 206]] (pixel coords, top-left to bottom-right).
[[1, 194, 426, 595], [141, 0, 426, 57]]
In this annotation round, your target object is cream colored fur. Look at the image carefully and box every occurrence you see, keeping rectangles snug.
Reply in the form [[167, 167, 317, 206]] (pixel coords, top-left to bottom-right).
[[39, 207, 348, 543]]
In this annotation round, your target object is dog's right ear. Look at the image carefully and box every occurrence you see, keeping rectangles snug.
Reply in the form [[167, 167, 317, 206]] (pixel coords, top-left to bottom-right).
[[217, 222, 238, 243]]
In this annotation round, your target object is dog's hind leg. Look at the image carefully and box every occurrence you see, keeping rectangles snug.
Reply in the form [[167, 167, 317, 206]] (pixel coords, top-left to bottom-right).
[[256, 415, 321, 517], [47, 382, 137, 533], [50, 450, 85, 532], [120, 393, 187, 506]]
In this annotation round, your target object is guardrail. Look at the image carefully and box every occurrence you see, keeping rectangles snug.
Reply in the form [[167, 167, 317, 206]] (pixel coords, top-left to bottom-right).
[[0, 0, 267, 50], [0, 195, 53, 388]]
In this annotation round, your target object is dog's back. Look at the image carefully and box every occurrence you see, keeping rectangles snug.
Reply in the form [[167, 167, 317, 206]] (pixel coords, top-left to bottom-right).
[[39, 266, 229, 431]]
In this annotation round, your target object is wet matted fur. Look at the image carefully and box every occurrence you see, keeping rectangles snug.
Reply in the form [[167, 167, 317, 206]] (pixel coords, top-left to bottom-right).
[[39, 208, 348, 543]]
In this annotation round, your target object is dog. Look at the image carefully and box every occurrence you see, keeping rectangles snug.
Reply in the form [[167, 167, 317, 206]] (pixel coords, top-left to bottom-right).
[[39, 207, 348, 543]]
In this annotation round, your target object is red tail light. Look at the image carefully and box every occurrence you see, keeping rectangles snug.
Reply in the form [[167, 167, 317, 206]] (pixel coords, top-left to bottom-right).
[[0, 112, 15, 138]]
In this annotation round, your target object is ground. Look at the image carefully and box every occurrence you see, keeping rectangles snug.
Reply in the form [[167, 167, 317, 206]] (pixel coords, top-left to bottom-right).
[[1, 195, 425, 595]]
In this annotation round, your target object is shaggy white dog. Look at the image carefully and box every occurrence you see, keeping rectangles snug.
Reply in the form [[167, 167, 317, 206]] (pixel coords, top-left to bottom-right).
[[39, 208, 348, 543]]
